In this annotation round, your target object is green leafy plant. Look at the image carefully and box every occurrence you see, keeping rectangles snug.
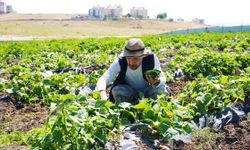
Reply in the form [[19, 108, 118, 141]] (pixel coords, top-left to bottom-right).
[[144, 69, 161, 79], [30, 97, 121, 149]]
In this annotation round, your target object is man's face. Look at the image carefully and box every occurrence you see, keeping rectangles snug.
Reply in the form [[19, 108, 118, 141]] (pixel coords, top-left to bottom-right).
[[126, 56, 143, 70]]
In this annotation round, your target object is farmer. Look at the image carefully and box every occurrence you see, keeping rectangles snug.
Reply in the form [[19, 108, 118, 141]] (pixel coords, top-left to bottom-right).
[[96, 38, 170, 104]]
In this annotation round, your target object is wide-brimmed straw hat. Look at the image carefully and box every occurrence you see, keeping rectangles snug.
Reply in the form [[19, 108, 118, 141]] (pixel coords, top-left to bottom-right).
[[121, 38, 150, 57]]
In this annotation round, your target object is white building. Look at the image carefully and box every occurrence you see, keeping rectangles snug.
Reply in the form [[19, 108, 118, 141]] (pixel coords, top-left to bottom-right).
[[105, 5, 122, 18], [89, 6, 105, 19], [130, 7, 148, 19], [0, 0, 6, 14], [0, 1, 14, 14], [192, 18, 205, 24], [89, 5, 122, 19], [6, 5, 13, 13], [177, 18, 184, 22]]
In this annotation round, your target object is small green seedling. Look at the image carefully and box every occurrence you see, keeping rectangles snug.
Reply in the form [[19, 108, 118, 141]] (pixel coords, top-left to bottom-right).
[[144, 69, 161, 79]]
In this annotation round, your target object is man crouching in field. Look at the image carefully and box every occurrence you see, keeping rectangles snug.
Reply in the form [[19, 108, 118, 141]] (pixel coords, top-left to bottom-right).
[[96, 38, 170, 104]]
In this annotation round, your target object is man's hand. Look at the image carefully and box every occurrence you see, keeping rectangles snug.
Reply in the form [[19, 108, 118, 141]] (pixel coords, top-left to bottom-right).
[[146, 75, 160, 85], [100, 90, 108, 100]]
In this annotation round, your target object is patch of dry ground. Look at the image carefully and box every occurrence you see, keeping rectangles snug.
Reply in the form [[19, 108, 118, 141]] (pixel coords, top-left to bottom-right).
[[0, 95, 49, 134], [184, 120, 250, 150], [0, 14, 207, 38]]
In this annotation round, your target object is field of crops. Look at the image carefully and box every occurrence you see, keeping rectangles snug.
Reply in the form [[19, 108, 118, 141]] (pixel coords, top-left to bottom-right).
[[0, 33, 250, 149]]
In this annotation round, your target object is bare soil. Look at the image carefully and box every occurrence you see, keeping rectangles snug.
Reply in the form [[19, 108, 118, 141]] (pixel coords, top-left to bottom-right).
[[168, 76, 188, 97], [0, 145, 27, 150], [184, 119, 250, 150], [0, 95, 49, 134]]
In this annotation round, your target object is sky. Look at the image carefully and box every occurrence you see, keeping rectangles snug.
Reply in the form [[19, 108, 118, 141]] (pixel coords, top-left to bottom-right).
[[2, 0, 250, 26]]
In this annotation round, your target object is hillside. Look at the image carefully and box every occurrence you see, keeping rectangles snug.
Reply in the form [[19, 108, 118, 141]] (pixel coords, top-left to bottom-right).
[[0, 13, 207, 39]]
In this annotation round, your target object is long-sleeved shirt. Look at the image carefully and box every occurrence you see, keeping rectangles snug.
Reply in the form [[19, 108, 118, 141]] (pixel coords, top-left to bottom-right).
[[96, 53, 166, 92]]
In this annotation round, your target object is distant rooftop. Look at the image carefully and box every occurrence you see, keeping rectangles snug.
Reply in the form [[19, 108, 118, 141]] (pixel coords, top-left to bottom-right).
[[131, 7, 147, 10], [106, 5, 122, 9], [92, 5, 105, 9]]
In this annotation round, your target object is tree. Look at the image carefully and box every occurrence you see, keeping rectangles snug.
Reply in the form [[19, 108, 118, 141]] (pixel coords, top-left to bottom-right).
[[168, 18, 174, 22], [157, 13, 167, 19], [126, 13, 131, 18]]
